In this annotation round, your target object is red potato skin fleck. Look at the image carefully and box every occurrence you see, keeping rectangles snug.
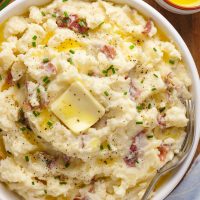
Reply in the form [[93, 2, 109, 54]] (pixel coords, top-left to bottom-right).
[[56, 14, 89, 34], [157, 145, 169, 161], [41, 62, 57, 75], [124, 130, 146, 167], [142, 19, 152, 34], [100, 45, 116, 59], [6, 70, 14, 86]]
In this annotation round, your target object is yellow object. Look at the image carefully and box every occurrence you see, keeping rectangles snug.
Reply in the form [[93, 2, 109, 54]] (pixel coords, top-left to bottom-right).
[[51, 81, 105, 134], [55, 39, 82, 52], [168, 0, 200, 7]]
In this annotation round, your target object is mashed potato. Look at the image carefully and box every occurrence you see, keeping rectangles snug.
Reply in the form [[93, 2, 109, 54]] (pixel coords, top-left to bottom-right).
[[0, 0, 191, 199]]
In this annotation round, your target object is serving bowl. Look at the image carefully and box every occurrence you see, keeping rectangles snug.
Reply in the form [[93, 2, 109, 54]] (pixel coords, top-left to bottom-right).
[[0, 0, 199, 199]]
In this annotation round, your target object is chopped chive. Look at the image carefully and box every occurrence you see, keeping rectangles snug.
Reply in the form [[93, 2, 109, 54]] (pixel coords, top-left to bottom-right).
[[153, 74, 158, 78], [60, 182, 67, 185], [33, 111, 40, 117], [37, 88, 40, 93], [169, 59, 175, 65], [43, 58, 49, 63], [69, 49, 75, 54], [104, 91, 109, 96], [16, 82, 20, 88], [100, 144, 104, 150], [141, 79, 144, 84], [159, 107, 166, 113], [25, 155, 29, 162], [41, 11, 46, 16], [32, 41, 36, 47], [135, 160, 139, 164], [147, 135, 154, 139], [153, 47, 157, 52], [124, 91, 128, 95], [136, 105, 143, 112], [151, 88, 156, 91], [32, 35, 37, 40], [129, 44, 135, 49], [102, 65, 116, 76], [148, 103, 151, 109], [32, 181, 35, 185], [107, 144, 111, 150], [111, 67, 115, 74], [78, 20, 85, 27], [52, 13, 56, 18], [64, 11, 69, 18], [67, 58, 73, 65], [43, 76, 50, 84], [65, 163, 70, 168], [47, 121, 53, 128], [97, 21, 104, 28], [63, 0, 68, 2], [136, 121, 143, 125], [20, 127, 27, 131], [44, 190, 47, 194], [0, 75, 2, 81]]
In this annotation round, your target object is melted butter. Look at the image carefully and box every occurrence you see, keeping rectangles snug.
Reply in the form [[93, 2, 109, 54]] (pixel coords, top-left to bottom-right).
[[1, 81, 10, 91], [55, 39, 83, 52], [157, 28, 168, 42], [38, 109, 57, 130], [0, 21, 6, 50], [41, 32, 54, 46], [169, 0, 200, 7]]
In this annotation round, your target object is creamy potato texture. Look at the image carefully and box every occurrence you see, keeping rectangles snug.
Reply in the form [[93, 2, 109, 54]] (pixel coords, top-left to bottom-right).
[[0, 0, 192, 199]]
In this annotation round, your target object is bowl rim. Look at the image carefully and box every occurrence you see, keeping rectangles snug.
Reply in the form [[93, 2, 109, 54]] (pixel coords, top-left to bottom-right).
[[0, 0, 199, 200]]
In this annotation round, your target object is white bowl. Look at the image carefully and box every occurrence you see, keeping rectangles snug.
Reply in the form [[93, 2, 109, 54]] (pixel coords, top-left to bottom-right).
[[0, 0, 199, 199]]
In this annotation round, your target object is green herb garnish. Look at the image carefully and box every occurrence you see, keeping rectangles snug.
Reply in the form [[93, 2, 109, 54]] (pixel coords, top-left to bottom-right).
[[64, 11, 69, 18], [43, 76, 50, 84], [151, 88, 156, 91], [32, 41, 36, 47], [69, 49, 75, 54], [100, 144, 104, 151], [32, 35, 37, 40], [129, 44, 135, 49], [107, 144, 111, 150], [20, 127, 27, 131], [153, 47, 157, 52], [159, 107, 166, 113], [104, 91, 109, 96], [153, 74, 158, 78], [169, 59, 175, 65], [102, 65, 116, 76], [33, 111, 40, 117], [43, 58, 49, 63], [25, 155, 29, 162], [47, 121, 53, 128], [67, 58, 73, 65], [136, 121, 143, 125]]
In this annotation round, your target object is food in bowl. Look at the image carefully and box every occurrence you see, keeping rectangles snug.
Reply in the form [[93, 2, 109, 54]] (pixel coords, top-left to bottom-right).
[[0, 0, 192, 199]]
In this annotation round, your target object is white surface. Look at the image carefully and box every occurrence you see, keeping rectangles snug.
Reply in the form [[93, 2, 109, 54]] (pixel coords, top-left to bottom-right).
[[0, 0, 199, 199]]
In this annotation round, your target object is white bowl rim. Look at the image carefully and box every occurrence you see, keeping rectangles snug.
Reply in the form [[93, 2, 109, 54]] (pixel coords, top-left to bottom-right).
[[0, 0, 199, 200]]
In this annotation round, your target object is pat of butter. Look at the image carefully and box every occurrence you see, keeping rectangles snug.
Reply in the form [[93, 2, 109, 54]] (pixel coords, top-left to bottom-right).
[[51, 81, 105, 133]]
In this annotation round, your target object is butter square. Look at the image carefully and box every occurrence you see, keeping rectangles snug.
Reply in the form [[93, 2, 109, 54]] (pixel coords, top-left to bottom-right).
[[51, 81, 105, 133]]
